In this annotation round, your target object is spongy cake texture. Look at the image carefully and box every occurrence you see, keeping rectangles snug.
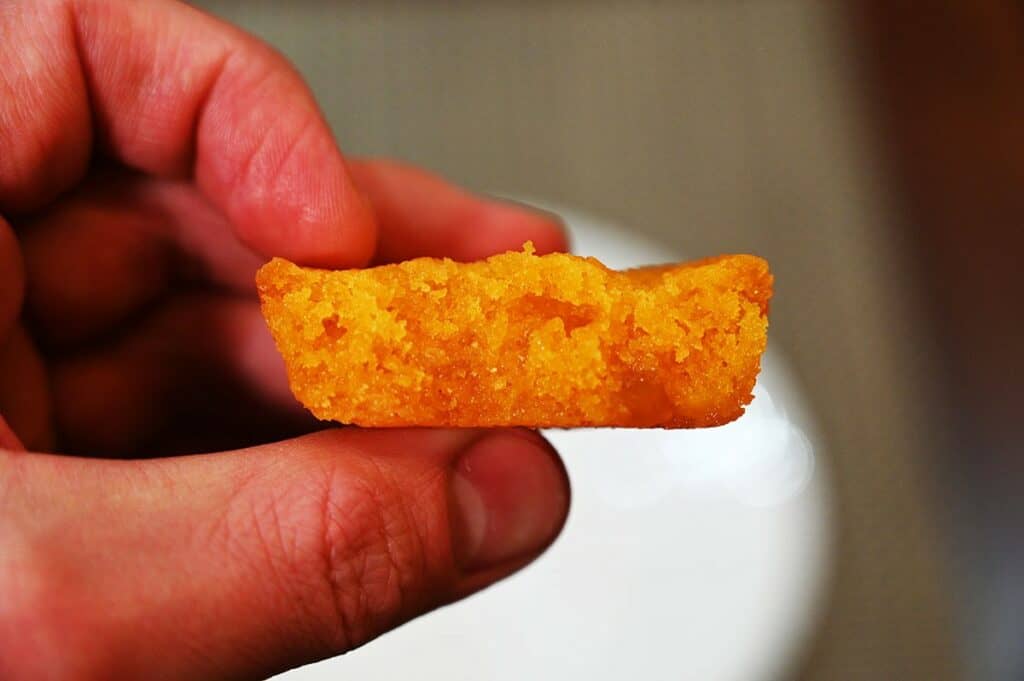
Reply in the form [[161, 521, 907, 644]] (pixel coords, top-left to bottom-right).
[[256, 245, 771, 428]]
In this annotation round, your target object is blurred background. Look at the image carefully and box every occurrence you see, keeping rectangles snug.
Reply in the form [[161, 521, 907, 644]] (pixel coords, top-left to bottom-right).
[[194, 2, 1024, 679]]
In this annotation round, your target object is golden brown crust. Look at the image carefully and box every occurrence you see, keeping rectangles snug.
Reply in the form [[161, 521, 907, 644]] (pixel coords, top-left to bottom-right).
[[256, 244, 771, 428]]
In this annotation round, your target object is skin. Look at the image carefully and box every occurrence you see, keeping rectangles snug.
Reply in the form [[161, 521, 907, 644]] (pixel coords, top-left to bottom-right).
[[0, 1, 571, 679]]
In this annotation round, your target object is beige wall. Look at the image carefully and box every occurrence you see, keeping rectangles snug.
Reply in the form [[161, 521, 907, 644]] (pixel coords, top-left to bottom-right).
[[194, 2, 963, 678]]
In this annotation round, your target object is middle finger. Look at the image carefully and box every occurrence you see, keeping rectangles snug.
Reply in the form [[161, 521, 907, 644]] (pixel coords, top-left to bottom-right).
[[19, 168, 263, 349]]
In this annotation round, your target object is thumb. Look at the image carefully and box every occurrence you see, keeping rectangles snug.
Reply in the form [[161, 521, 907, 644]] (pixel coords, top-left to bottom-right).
[[0, 428, 569, 680]]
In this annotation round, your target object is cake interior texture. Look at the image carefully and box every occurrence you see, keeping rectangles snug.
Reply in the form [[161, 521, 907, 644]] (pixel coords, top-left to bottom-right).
[[256, 244, 771, 428]]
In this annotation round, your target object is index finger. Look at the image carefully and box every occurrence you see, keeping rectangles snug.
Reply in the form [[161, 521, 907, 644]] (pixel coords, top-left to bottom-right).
[[0, 0, 375, 267]]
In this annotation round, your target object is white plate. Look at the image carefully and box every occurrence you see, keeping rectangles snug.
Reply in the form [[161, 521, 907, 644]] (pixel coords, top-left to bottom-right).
[[276, 204, 833, 681]]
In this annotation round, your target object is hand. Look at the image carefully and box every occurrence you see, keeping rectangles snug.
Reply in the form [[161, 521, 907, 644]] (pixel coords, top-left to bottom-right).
[[0, 1, 570, 679]]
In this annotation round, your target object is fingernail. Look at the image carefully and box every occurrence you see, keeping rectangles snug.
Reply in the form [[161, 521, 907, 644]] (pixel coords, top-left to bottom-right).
[[450, 430, 569, 571]]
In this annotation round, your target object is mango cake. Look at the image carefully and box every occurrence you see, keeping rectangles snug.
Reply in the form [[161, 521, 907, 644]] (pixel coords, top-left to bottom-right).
[[256, 244, 771, 428]]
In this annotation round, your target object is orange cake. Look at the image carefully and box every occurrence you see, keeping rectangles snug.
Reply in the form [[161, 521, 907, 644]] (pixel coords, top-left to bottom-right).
[[256, 244, 771, 428]]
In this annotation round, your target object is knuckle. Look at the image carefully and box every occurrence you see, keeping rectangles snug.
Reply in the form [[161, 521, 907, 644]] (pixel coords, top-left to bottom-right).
[[226, 453, 437, 654], [314, 461, 431, 650]]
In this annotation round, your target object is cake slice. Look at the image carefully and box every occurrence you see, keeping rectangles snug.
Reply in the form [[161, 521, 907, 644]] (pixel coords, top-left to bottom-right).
[[256, 244, 771, 428]]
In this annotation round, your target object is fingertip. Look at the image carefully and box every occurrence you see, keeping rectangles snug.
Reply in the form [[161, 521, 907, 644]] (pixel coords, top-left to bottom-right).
[[191, 41, 378, 268], [68, 0, 379, 269], [199, 114, 378, 268], [449, 428, 570, 573], [234, 186, 378, 269], [223, 135, 378, 269]]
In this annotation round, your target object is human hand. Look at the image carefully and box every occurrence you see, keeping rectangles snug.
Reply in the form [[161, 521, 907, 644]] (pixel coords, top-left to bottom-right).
[[0, 1, 570, 678]]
